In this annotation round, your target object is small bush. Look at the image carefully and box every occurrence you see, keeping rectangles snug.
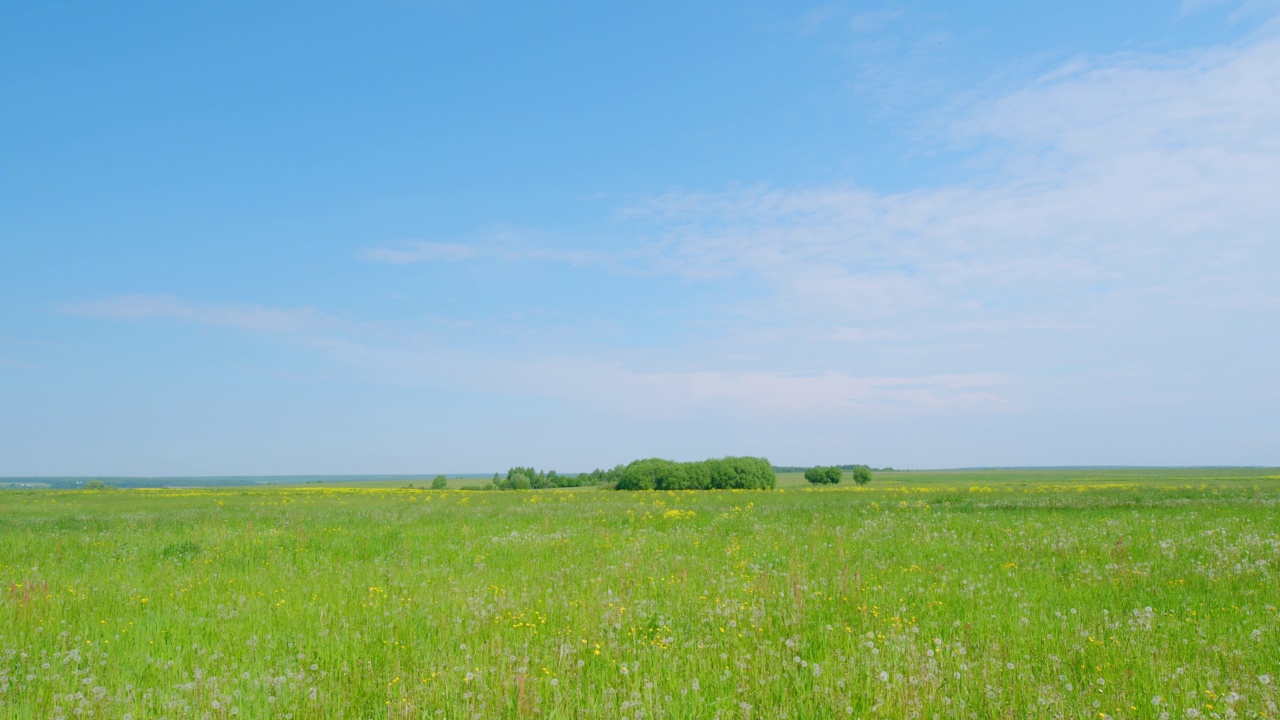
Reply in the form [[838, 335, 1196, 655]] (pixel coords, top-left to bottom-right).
[[83, 479, 112, 490], [431, 475, 448, 489], [804, 466, 843, 485]]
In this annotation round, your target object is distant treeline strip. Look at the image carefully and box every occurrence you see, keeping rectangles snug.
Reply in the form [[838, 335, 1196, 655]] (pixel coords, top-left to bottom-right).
[[488, 457, 777, 492], [492, 467, 616, 490], [771, 465, 894, 473]]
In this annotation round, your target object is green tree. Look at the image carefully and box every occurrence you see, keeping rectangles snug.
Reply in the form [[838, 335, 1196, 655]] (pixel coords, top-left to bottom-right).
[[83, 479, 111, 490], [616, 457, 775, 491], [804, 466, 843, 485], [431, 475, 448, 490], [852, 465, 873, 486]]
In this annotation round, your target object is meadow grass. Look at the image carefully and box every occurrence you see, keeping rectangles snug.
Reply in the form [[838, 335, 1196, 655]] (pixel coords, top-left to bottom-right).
[[2, 470, 1279, 719]]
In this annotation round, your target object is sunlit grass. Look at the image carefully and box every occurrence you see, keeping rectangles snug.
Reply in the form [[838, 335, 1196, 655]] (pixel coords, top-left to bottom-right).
[[2, 471, 1278, 718]]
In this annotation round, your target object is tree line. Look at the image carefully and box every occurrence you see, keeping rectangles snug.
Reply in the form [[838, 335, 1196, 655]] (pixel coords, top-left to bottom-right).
[[491, 466, 623, 491], [480, 456, 878, 492], [773, 464, 893, 473]]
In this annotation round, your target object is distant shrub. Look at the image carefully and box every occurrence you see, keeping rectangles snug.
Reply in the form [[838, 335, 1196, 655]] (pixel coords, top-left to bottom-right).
[[496, 467, 611, 491], [83, 479, 112, 490], [615, 457, 775, 491], [431, 475, 448, 489], [852, 465, 873, 486], [804, 466, 843, 485]]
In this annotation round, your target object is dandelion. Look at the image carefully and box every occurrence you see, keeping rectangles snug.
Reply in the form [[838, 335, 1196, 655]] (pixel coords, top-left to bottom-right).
[[879, 671, 889, 682], [1260, 674, 1272, 685], [1153, 696, 1163, 705]]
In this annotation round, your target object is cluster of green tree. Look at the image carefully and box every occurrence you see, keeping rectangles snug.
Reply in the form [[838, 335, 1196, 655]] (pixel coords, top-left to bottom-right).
[[773, 464, 893, 473], [614, 457, 775, 491], [492, 467, 614, 491], [803, 465, 873, 485]]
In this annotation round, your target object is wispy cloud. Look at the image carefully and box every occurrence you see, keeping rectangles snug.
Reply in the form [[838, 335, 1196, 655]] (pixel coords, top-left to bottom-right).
[[623, 30, 1280, 350], [62, 295, 338, 334], [507, 360, 1007, 418], [358, 233, 614, 268], [358, 241, 478, 264]]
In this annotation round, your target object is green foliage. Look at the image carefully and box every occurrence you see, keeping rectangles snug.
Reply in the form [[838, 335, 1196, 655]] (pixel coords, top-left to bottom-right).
[[83, 479, 112, 490], [495, 467, 608, 491], [615, 456, 775, 491], [431, 475, 448, 490], [804, 466, 843, 485], [774, 464, 893, 473], [852, 465, 873, 485]]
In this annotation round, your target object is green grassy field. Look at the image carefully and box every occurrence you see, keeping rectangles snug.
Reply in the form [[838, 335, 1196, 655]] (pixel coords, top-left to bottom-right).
[[2, 469, 1279, 719]]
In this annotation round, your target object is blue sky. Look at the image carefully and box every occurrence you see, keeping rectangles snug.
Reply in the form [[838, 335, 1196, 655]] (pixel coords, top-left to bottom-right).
[[2, 1, 1278, 475]]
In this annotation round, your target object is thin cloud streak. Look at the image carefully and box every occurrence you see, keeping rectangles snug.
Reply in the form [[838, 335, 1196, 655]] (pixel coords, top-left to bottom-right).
[[65, 292, 1009, 418], [358, 238, 616, 268], [62, 295, 339, 334]]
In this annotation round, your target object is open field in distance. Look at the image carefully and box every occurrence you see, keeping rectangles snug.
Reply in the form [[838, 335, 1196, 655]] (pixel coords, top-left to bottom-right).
[[2, 468, 1279, 718]]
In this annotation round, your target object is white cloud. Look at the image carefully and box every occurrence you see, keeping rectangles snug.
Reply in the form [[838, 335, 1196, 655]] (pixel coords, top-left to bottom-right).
[[625, 31, 1280, 347]]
